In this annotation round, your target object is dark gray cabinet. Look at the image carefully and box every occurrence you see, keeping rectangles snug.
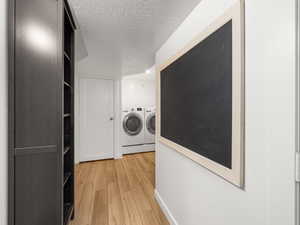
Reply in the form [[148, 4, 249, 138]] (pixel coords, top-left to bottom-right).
[[15, 0, 60, 148], [15, 149, 60, 225], [8, 0, 76, 224]]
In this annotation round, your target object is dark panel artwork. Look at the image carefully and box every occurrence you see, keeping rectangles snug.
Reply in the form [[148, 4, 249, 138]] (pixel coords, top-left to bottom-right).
[[161, 21, 232, 168]]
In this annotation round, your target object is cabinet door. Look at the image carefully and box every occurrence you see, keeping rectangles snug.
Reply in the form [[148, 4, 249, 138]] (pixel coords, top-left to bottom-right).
[[14, 0, 62, 224], [15, 148, 60, 225]]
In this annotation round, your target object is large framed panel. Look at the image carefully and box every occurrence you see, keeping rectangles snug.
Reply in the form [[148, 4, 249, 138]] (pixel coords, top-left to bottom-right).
[[157, 1, 245, 187]]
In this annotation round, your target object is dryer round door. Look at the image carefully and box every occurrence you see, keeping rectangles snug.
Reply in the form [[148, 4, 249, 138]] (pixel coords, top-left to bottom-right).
[[146, 113, 155, 135], [123, 113, 143, 136]]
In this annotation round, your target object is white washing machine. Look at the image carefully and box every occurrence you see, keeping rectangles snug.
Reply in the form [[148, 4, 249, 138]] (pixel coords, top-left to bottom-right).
[[144, 108, 155, 144], [121, 107, 145, 146]]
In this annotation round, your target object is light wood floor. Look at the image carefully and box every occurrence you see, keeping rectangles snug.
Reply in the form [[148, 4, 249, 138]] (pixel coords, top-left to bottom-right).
[[69, 152, 169, 225]]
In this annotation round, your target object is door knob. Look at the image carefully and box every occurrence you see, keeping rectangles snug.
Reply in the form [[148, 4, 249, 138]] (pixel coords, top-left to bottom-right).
[[110, 117, 114, 121]]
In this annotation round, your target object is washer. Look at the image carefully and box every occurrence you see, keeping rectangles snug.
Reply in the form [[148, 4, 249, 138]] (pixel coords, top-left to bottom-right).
[[144, 108, 155, 144], [121, 107, 145, 146]]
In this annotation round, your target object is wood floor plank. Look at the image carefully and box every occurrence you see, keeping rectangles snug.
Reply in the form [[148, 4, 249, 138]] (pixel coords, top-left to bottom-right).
[[70, 152, 169, 225], [107, 181, 126, 225], [91, 190, 108, 225], [114, 159, 131, 193], [94, 160, 108, 191]]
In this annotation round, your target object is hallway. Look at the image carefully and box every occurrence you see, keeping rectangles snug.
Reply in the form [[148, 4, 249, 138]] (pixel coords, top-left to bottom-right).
[[70, 152, 169, 225]]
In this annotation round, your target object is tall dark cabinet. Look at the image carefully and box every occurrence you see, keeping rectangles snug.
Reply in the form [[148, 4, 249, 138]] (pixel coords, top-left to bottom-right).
[[8, 0, 76, 224]]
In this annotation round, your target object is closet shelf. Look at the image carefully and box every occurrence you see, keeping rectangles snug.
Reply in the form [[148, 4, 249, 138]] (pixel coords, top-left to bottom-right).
[[63, 172, 72, 186], [63, 203, 74, 225], [64, 82, 72, 88], [64, 2, 76, 30], [64, 52, 71, 61], [64, 146, 71, 155]]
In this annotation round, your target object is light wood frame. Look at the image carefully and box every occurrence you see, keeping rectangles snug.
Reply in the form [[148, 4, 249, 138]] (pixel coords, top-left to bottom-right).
[[156, 1, 245, 187]]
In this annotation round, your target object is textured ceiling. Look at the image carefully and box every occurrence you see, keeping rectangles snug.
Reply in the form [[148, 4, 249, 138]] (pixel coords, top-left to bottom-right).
[[69, 0, 202, 77]]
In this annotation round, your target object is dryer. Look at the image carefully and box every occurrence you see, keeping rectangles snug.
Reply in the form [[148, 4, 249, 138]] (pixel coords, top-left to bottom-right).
[[121, 107, 145, 146], [144, 108, 155, 144]]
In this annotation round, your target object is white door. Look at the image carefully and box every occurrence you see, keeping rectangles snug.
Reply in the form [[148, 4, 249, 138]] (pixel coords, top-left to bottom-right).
[[79, 78, 114, 161]]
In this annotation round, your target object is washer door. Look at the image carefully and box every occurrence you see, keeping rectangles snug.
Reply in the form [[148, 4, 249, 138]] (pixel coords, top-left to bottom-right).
[[123, 113, 143, 136], [146, 113, 155, 135]]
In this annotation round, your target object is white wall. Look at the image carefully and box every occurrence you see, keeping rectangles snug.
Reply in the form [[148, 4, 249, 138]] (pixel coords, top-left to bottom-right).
[[75, 30, 88, 62], [122, 66, 156, 109], [155, 0, 296, 225], [0, 0, 7, 224]]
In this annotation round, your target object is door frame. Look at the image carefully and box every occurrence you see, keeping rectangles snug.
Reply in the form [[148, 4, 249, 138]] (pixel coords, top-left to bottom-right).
[[296, 1, 300, 224], [77, 76, 122, 163]]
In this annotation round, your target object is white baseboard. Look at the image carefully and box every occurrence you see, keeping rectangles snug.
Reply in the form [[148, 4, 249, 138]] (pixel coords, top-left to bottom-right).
[[122, 144, 155, 155], [80, 154, 114, 162], [114, 153, 123, 159], [154, 189, 178, 225]]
